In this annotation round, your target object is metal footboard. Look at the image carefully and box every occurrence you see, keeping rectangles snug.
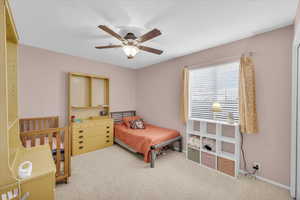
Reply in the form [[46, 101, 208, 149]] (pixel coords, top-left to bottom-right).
[[150, 136, 183, 168]]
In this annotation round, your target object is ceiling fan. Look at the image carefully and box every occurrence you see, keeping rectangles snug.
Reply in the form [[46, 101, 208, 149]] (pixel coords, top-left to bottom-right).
[[95, 25, 163, 59]]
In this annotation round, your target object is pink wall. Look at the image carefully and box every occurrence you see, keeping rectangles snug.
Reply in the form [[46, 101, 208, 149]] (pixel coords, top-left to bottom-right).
[[136, 26, 294, 186], [18, 45, 137, 126], [295, 1, 300, 36], [19, 26, 294, 186]]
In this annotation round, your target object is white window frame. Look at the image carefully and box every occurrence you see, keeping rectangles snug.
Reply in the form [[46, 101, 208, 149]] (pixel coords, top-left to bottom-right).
[[188, 61, 240, 124]]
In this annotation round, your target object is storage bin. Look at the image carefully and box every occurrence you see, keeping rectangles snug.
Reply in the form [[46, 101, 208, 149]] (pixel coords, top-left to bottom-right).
[[201, 152, 216, 169], [187, 147, 200, 163], [217, 157, 235, 176]]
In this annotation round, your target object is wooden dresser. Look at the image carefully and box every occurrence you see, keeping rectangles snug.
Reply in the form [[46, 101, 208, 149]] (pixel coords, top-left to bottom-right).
[[68, 72, 114, 156], [72, 119, 114, 156]]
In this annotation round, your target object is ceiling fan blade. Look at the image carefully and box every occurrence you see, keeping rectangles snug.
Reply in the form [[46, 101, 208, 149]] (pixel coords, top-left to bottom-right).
[[98, 25, 124, 41], [95, 45, 122, 49], [138, 29, 161, 43], [139, 46, 163, 55]]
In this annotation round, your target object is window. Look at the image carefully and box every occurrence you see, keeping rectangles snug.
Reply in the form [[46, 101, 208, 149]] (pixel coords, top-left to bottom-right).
[[189, 61, 239, 122]]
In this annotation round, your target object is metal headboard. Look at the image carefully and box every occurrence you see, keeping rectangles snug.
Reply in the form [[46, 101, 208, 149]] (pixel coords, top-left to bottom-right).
[[110, 110, 136, 123]]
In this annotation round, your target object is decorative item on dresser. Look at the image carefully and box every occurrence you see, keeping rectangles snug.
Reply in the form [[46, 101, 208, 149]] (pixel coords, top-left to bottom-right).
[[0, 1, 55, 199], [68, 72, 114, 156], [186, 119, 240, 177], [19, 116, 71, 184]]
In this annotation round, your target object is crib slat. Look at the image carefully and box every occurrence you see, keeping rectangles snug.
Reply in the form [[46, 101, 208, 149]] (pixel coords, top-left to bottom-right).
[[21, 135, 26, 147], [48, 133, 53, 151], [64, 128, 69, 177], [31, 135, 36, 147], [38, 120, 43, 144], [31, 120, 36, 145], [56, 131, 61, 177], [30, 137, 35, 146], [20, 119, 24, 132], [43, 119, 46, 130], [26, 120, 29, 131], [33, 119, 36, 130], [49, 119, 53, 128], [29, 119, 31, 131], [40, 134, 45, 145], [38, 119, 42, 130], [55, 117, 59, 128]]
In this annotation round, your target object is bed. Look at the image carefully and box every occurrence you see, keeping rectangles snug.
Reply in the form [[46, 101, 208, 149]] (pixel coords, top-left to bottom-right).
[[111, 111, 182, 168]]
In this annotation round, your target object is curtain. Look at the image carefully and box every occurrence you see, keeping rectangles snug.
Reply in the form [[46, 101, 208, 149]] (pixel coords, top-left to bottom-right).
[[181, 67, 189, 123], [239, 55, 258, 134]]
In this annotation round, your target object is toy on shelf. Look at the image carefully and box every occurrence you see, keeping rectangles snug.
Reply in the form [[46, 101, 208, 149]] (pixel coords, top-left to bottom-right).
[[202, 137, 216, 152], [188, 135, 201, 149]]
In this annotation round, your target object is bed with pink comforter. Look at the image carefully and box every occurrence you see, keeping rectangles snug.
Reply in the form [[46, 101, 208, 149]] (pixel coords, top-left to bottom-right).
[[114, 123, 180, 163]]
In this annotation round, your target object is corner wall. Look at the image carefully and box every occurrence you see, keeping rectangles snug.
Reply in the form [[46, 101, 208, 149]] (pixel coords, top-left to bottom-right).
[[136, 26, 294, 186], [18, 45, 137, 126], [295, 1, 300, 39]]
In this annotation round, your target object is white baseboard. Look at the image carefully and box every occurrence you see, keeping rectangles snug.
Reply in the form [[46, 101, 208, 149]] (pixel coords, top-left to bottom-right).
[[183, 151, 290, 191], [239, 170, 290, 190], [255, 175, 290, 190]]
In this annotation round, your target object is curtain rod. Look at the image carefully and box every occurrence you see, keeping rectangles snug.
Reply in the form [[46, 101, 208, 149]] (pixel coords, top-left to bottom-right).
[[187, 51, 255, 70]]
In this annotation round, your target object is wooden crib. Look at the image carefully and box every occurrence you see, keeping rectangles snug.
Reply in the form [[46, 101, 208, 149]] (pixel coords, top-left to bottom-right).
[[19, 116, 71, 183]]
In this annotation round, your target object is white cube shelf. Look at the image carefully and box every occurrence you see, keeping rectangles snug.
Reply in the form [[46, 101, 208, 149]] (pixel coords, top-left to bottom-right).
[[186, 119, 240, 177]]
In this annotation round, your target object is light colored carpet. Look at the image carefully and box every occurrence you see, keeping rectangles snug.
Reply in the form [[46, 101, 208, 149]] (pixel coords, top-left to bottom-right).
[[56, 145, 290, 200]]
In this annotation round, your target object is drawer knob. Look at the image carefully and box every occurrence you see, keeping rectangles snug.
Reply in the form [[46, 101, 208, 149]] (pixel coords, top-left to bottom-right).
[[106, 126, 110, 129], [79, 130, 84, 133], [79, 141, 83, 144], [79, 136, 83, 139], [79, 146, 84, 149], [106, 131, 110, 133], [106, 140, 110, 143], [106, 135, 109, 138]]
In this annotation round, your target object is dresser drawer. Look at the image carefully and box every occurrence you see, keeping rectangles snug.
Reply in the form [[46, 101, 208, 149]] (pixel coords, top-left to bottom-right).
[[73, 134, 113, 143], [72, 128, 113, 140], [72, 119, 113, 129], [72, 136, 113, 155]]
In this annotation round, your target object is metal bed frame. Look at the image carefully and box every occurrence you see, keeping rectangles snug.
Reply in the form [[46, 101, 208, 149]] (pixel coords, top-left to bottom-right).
[[111, 111, 183, 168]]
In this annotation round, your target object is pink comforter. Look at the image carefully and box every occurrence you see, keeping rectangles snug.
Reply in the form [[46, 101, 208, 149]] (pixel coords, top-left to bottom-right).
[[114, 123, 180, 162]]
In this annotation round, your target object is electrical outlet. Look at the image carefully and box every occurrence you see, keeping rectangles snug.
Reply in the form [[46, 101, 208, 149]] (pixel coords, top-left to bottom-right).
[[253, 162, 261, 171]]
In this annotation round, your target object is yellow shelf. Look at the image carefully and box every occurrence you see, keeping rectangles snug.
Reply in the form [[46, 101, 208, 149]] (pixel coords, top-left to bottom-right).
[[13, 145, 56, 183], [8, 118, 18, 130], [71, 105, 109, 109]]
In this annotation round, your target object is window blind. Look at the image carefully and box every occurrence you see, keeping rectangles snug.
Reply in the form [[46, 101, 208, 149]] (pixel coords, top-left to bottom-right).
[[189, 61, 240, 122]]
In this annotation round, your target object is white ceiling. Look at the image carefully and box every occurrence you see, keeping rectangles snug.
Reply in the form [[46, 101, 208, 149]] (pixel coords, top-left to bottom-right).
[[10, 0, 298, 69]]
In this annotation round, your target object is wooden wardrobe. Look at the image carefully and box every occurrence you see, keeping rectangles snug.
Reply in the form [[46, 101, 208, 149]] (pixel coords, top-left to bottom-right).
[[0, 0, 56, 199]]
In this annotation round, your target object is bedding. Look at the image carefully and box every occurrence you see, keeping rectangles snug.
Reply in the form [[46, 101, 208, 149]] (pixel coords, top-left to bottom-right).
[[123, 116, 141, 128], [114, 123, 180, 162]]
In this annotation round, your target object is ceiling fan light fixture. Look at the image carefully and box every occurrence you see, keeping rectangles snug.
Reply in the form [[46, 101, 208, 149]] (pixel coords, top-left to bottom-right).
[[96, 25, 163, 59], [122, 45, 139, 58]]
